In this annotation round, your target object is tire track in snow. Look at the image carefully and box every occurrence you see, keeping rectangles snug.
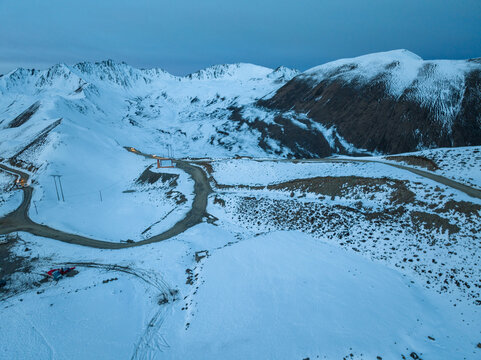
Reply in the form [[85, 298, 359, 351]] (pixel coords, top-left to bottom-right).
[[62, 262, 177, 360]]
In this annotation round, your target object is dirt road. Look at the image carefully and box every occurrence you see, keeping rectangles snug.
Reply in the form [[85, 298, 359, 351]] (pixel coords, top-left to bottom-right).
[[0, 157, 212, 249], [1, 150, 479, 249]]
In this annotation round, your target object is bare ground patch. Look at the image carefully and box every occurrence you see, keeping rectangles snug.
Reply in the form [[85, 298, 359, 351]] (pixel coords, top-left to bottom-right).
[[7, 102, 41, 128], [410, 211, 460, 234], [0, 234, 41, 299], [136, 166, 179, 186], [267, 176, 416, 205], [437, 199, 481, 216], [385, 155, 440, 171]]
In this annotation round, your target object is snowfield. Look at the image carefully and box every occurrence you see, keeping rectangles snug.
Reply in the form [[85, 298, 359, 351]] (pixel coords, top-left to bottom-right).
[[30, 158, 194, 242], [162, 232, 480, 360], [1, 229, 480, 359], [1, 53, 481, 359], [211, 158, 438, 184]]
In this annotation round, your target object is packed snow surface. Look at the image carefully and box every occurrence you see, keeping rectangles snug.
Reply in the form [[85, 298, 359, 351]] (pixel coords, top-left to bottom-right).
[[210, 159, 421, 185]]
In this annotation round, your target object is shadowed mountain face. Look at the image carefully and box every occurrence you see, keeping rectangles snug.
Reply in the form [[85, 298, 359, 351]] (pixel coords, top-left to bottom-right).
[[253, 52, 481, 155]]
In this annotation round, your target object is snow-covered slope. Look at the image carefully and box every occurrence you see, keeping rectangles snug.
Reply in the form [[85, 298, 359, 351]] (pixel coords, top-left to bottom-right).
[[0, 59, 300, 163], [185, 63, 275, 81], [302, 49, 470, 101], [0, 60, 300, 241]]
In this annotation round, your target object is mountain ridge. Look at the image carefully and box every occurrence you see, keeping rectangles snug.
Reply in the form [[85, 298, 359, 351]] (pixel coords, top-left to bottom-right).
[[0, 50, 479, 168]]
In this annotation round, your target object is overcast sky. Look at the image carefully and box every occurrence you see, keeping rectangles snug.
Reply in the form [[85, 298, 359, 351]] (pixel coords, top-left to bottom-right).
[[0, 0, 480, 75]]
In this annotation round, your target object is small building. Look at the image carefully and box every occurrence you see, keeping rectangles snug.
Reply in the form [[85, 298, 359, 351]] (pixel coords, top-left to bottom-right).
[[152, 156, 174, 168], [15, 178, 27, 188]]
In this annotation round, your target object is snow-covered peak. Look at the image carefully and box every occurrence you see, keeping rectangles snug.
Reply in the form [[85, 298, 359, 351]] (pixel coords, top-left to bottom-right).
[[303, 49, 423, 83], [185, 63, 274, 81], [304, 49, 422, 75], [301, 49, 479, 100], [267, 66, 300, 82], [0, 63, 85, 95], [0, 68, 40, 93], [35, 63, 83, 89], [72, 60, 153, 88], [140, 67, 179, 81]]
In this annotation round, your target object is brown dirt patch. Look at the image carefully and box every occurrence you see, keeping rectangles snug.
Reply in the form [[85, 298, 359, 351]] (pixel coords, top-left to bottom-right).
[[136, 166, 179, 185], [389, 185, 416, 205], [0, 235, 33, 297], [266, 176, 415, 204], [437, 200, 481, 216], [410, 211, 460, 234], [213, 196, 225, 207], [385, 155, 440, 171], [216, 183, 265, 190]]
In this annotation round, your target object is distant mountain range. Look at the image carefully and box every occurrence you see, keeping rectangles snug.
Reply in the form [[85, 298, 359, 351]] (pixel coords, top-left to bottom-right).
[[0, 49, 480, 168]]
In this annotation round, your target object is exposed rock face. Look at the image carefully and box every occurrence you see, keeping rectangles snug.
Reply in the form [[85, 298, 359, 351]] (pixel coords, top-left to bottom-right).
[[7, 102, 40, 128], [229, 107, 334, 158], [255, 50, 481, 155]]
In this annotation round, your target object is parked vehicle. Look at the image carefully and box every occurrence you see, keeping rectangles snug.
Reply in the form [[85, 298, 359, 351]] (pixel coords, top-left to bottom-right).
[[47, 267, 76, 281]]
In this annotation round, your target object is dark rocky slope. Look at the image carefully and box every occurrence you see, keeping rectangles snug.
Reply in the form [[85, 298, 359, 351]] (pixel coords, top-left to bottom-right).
[[252, 51, 481, 155]]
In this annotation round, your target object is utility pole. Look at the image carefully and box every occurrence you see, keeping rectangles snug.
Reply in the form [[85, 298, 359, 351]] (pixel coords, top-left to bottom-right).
[[57, 175, 65, 202], [51, 175, 60, 201], [51, 175, 65, 202], [33, 200, 38, 215], [99, 190, 103, 202]]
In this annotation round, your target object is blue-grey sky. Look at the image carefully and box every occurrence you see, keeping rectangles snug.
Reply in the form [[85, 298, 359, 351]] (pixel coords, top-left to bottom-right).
[[1, 0, 480, 75]]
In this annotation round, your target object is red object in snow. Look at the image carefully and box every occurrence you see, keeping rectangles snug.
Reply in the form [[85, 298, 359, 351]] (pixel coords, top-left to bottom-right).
[[47, 267, 76, 277]]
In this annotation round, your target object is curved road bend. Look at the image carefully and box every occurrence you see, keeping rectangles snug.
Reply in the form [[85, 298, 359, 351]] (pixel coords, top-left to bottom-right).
[[0, 159, 212, 249]]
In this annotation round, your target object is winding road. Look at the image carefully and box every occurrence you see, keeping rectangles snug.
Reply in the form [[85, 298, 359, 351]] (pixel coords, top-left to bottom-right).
[[0, 151, 212, 249], [1, 149, 480, 249]]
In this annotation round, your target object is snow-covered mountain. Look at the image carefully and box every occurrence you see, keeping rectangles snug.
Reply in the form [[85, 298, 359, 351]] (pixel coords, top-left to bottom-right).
[[0, 60, 298, 172], [255, 49, 481, 155], [0, 50, 480, 173], [1, 52, 481, 360]]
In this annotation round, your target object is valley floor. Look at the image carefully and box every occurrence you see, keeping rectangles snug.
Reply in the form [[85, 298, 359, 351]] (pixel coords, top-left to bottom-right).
[[1, 148, 480, 359]]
